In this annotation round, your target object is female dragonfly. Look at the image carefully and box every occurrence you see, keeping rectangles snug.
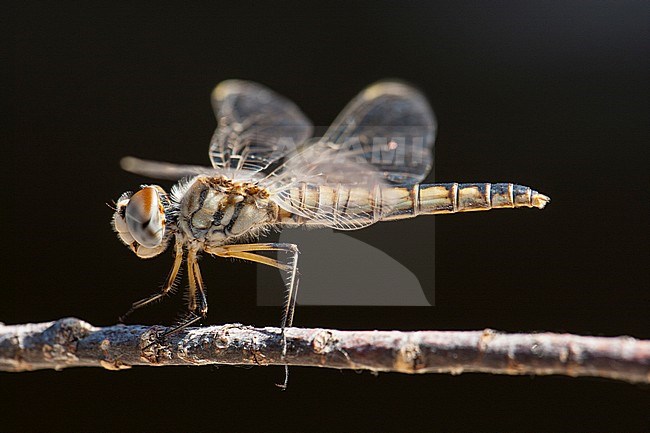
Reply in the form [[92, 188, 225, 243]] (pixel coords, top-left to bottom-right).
[[113, 79, 549, 343]]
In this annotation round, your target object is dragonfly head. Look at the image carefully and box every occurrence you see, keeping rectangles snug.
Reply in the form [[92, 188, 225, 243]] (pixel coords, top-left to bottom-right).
[[112, 185, 172, 258]]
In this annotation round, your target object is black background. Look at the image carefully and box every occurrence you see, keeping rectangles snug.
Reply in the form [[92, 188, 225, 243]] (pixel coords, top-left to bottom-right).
[[6, 2, 649, 432]]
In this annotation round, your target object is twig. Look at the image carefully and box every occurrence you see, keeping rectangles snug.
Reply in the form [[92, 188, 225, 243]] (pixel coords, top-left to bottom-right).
[[0, 318, 648, 384]]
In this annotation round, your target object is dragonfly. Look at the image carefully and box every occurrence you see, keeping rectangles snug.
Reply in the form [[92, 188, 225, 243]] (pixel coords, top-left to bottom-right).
[[112, 79, 549, 378]]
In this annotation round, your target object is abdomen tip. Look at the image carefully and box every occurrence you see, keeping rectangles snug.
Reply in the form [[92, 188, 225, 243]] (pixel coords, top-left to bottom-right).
[[532, 192, 551, 209]]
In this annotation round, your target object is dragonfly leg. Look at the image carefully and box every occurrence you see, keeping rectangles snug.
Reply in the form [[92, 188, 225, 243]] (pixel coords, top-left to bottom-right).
[[120, 240, 184, 322], [157, 312, 203, 340], [206, 242, 299, 328], [141, 311, 203, 351], [187, 248, 208, 317], [156, 247, 207, 340], [206, 242, 300, 389]]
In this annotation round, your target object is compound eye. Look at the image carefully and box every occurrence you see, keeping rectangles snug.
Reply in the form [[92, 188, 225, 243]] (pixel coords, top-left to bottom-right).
[[125, 186, 166, 248]]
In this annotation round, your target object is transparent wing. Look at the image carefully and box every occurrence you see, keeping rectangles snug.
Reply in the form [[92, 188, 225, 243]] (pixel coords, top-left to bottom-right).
[[320, 80, 436, 184], [262, 80, 436, 230], [263, 144, 387, 230], [120, 156, 230, 180], [209, 80, 314, 173]]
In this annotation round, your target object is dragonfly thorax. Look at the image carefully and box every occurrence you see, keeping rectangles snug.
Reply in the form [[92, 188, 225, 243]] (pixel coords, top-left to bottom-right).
[[177, 175, 276, 246]]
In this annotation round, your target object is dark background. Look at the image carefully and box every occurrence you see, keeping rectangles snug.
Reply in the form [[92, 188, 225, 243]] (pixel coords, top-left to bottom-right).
[[6, 2, 649, 431]]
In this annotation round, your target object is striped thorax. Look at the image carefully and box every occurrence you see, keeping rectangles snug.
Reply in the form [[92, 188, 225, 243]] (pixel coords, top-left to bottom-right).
[[176, 175, 276, 246]]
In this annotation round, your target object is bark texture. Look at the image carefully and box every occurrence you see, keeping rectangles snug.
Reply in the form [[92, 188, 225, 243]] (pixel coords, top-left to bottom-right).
[[1, 318, 648, 384]]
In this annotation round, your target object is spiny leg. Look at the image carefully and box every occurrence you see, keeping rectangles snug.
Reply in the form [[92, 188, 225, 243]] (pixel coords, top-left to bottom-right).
[[186, 248, 199, 313], [190, 248, 208, 317], [160, 247, 206, 339], [207, 243, 300, 329], [120, 240, 184, 322], [206, 242, 300, 389], [278, 247, 299, 390]]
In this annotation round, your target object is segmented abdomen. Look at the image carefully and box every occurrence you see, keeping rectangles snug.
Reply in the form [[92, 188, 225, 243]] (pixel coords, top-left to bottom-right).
[[276, 183, 550, 227]]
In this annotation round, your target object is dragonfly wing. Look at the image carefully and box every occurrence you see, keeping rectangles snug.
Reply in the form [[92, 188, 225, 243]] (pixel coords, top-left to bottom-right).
[[209, 80, 314, 173], [321, 80, 436, 184], [263, 137, 392, 230], [263, 81, 436, 230], [120, 156, 233, 180]]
